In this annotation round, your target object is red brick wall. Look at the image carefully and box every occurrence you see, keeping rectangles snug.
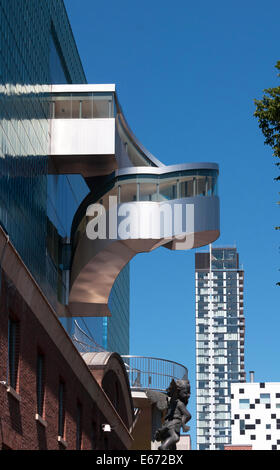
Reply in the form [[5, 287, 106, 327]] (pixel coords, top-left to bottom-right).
[[0, 272, 126, 450], [224, 445, 252, 450]]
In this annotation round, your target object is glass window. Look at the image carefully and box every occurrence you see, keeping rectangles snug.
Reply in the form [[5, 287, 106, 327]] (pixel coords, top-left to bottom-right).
[[76, 402, 82, 450], [8, 317, 19, 390], [92, 94, 114, 118], [58, 381, 65, 438], [224, 249, 237, 260], [159, 176, 177, 201], [82, 95, 93, 118], [212, 249, 224, 260], [196, 176, 207, 196], [71, 96, 82, 118], [36, 353, 45, 417], [119, 180, 137, 203], [179, 176, 195, 198], [206, 174, 218, 196], [260, 393, 270, 404], [240, 419, 245, 430], [239, 399, 250, 409], [54, 95, 72, 118], [52, 93, 115, 119], [138, 175, 158, 201]]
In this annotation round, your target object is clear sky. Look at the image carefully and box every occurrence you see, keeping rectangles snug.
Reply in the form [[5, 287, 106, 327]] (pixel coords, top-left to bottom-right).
[[65, 0, 280, 447]]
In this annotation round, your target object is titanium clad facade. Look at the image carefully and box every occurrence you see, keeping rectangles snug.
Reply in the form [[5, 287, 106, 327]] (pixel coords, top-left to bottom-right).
[[0, 0, 130, 355], [195, 247, 245, 450]]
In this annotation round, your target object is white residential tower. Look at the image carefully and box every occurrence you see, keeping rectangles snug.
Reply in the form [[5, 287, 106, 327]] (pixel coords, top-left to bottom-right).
[[195, 246, 245, 450]]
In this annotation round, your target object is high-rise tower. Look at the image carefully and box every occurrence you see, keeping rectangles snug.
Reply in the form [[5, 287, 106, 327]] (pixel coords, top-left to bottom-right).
[[195, 246, 245, 450]]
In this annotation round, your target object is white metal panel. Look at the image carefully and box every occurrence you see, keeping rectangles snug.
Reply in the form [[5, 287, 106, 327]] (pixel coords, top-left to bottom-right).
[[51, 84, 116, 93], [50, 118, 115, 155]]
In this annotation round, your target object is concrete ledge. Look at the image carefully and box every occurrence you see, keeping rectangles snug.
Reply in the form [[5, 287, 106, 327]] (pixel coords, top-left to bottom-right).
[[57, 436, 68, 448], [7, 386, 21, 402], [35, 414, 48, 428]]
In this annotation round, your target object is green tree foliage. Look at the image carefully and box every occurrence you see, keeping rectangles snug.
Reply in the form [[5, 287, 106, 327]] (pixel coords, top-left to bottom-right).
[[254, 61, 280, 165], [254, 61, 280, 284]]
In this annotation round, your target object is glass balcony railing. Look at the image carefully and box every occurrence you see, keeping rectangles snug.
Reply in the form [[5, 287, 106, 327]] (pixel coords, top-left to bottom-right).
[[50, 92, 115, 119]]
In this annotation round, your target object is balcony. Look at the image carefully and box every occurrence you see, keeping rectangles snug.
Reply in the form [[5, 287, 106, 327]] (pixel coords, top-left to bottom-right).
[[68, 170, 220, 316], [49, 86, 117, 176], [121, 355, 188, 392], [72, 322, 188, 392], [49, 84, 162, 176], [49, 85, 220, 318]]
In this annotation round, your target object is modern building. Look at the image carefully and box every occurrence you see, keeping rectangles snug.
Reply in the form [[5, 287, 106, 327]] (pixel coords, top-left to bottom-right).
[[195, 246, 245, 450], [0, 0, 221, 450], [0, 0, 130, 356], [49, 82, 220, 356], [0, 0, 133, 450], [65, 264, 130, 355], [229, 375, 280, 450]]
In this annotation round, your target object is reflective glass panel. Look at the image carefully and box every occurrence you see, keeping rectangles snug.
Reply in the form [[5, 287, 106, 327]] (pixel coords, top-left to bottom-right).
[[179, 176, 195, 198], [159, 177, 177, 200], [52, 93, 115, 118], [239, 399, 250, 409], [119, 180, 137, 203], [138, 175, 158, 201]]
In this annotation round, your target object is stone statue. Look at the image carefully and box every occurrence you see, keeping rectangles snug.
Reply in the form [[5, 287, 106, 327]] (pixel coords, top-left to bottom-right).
[[155, 379, 191, 450]]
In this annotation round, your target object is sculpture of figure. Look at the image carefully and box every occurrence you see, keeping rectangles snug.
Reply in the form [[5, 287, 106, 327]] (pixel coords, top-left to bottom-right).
[[155, 379, 191, 450]]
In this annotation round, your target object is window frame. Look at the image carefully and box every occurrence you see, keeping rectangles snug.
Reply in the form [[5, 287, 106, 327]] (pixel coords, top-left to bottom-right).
[[8, 316, 20, 391]]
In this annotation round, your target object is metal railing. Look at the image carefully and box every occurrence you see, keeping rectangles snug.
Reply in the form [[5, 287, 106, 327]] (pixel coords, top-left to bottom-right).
[[121, 355, 188, 392], [72, 320, 105, 354], [71, 322, 188, 392]]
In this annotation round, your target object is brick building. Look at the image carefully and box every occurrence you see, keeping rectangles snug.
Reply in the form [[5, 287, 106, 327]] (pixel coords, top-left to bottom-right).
[[0, 226, 134, 450]]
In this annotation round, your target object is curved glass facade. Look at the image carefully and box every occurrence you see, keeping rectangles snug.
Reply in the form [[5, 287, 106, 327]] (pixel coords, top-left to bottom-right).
[[72, 168, 218, 249], [116, 169, 218, 202]]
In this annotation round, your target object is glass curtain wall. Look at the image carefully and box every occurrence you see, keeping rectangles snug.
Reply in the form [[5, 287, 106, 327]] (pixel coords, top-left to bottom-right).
[[0, 0, 87, 307], [0, 0, 131, 355]]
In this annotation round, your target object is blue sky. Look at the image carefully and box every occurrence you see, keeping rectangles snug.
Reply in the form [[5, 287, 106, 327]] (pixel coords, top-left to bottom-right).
[[65, 0, 280, 446]]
